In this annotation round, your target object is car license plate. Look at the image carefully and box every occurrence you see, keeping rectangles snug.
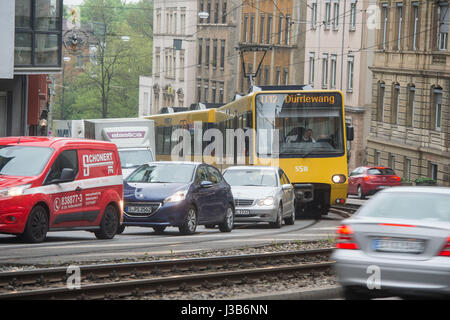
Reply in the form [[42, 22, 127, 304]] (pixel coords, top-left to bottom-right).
[[126, 206, 154, 214], [373, 239, 425, 254], [236, 209, 250, 215]]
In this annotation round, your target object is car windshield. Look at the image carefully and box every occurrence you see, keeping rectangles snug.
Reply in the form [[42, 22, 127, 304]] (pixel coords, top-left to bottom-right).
[[356, 192, 450, 222], [0, 146, 54, 177], [367, 168, 395, 175], [119, 149, 154, 169], [223, 169, 277, 187], [126, 163, 195, 184]]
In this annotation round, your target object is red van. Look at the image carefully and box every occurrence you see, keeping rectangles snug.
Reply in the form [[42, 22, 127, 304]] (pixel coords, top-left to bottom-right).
[[0, 137, 123, 243]]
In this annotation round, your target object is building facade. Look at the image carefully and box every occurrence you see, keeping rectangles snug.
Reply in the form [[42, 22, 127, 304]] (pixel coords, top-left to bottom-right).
[[146, 0, 198, 115], [196, 0, 240, 104], [0, 0, 63, 137], [238, 0, 307, 93], [367, 0, 450, 186], [304, 0, 375, 170]]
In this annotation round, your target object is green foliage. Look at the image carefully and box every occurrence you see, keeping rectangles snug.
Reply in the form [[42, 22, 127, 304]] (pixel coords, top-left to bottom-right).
[[54, 0, 153, 120], [415, 177, 437, 185]]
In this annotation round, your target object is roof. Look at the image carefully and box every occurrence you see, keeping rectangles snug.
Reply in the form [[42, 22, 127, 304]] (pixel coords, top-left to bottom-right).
[[0, 136, 116, 148], [381, 186, 450, 195], [223, 165, 278, 171]]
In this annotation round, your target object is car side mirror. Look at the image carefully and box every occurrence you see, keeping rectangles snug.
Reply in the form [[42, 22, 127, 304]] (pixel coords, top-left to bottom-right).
[[200, 180, 213, 188], [282, 184, 293, 191], [346, 126, 354, 141]]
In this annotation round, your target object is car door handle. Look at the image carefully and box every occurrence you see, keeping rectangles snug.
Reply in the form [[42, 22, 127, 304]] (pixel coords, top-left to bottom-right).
[[75, 186, 82, 192]]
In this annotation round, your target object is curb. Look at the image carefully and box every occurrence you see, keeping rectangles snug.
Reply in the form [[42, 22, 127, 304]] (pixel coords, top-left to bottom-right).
[[227, 285, 343, 300]]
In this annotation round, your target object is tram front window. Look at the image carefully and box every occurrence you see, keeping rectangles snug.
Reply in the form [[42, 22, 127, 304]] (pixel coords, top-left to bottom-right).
[[255, 92, 345, 158]]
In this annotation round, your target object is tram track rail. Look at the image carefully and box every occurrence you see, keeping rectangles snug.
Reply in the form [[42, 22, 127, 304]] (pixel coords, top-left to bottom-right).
[[0, 248, 334, 300]]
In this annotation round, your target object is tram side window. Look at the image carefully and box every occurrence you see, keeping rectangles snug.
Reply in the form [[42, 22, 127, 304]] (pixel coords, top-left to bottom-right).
[[156, 127, 164, 155], [163, 126, 172, 155]]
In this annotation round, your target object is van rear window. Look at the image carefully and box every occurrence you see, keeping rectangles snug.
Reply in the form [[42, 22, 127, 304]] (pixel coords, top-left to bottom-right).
[[0, 146, 54, 177]]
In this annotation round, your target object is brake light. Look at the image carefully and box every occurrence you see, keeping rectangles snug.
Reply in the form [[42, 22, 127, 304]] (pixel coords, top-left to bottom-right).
[[393, 176, 401, 182], [363, 176, 373, 181], [438, 237, 450, 256], [336, 225, 358, 250]]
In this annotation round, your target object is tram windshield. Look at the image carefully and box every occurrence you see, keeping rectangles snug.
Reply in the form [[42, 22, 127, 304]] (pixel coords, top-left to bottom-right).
[[255, 92, 345, 158]]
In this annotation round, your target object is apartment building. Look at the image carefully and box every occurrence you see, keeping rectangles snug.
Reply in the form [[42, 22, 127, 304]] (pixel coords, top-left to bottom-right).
[[304, 0, 375, 170], [367, 0, 449, 186], [196, 0, 240, 104], [145, 0, 198, 115], [238, 0, 307, 93]]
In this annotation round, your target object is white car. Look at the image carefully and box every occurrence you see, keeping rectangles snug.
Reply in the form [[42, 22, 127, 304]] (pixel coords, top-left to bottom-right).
[[222, 166, 295, 228]]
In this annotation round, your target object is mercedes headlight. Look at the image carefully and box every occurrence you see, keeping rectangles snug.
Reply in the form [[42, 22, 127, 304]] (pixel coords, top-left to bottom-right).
[[257, 196, 275, 206]]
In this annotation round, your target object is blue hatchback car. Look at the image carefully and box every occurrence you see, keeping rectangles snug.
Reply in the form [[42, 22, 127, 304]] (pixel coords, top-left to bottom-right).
[[121, 162, 235, 234]]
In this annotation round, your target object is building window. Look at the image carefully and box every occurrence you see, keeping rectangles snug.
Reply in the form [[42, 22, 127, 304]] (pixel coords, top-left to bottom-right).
[[333, 1, 339, 30], [219, 84, 224, 103], [389, 153, 395, 171], [391, 83, 400, 125], [285, 15, 291, 45], [197, 82, 202, 102], [249, 14, 255, 43], [243, 14, 248, 42], [407, 85, 415, 127], [204, 83, 209, 102], [311, 1, 317, 29], [220, 40, 225, 69], [15, 0, 63, 67], [396, 3, 403, 50], [179, 50, 185, 81], [411, 2, 419, 50], [376, 150, 381, 166], [381, 3, 389, 49], [322, 54, 328, 88], [214, 1, 219, 23], [347, 56, 354, 92], [207, 0, 211, 23], [283, 68, 289, 85], [266, 14, 272, 44], [213, 39, 217, 68], [260, 14, 265, 43], [198, 39, 203, 65], [222, 1, 227, 24], [264, 66, 270, 85], [309, 52, 315, 85], [350, 0, 356, 30], [377, 82, 385, 122], [330, 54, 337, 89], [431, 163, 438, 181], [278, 15, 283, 44], [433, 87, 442, 131], [438, 3, 448, 51], [212, 82, 216, 103], [205, 38, 210, 67], [325, 1, 331, 29], [276, 67, 281, 85], [404, 157, 411, 181]]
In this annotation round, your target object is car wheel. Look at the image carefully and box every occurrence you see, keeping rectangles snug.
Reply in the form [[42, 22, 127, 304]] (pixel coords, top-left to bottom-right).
[[357, 185, 365, 199], [116, 225, 126, 234], [269, 204, 282, 228], [179, 206, 197, 235], [284, 208, 295, 225], [218, 206, 234, 232], [153, 226, 167, 232], [95, 204, 119, 240], [20, 205, 48, 243]]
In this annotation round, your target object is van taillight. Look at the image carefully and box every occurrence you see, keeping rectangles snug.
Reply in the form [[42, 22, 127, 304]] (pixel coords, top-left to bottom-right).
[[438, 237, 450, 257], [336, 225, 359, 250]]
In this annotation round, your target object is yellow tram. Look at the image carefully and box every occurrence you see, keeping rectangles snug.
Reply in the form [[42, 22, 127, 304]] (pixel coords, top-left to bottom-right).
[[146, 87, 353, 218]]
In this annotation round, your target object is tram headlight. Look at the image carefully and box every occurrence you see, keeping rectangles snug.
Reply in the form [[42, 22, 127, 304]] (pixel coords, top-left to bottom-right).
[[332, 175, 346, 184]]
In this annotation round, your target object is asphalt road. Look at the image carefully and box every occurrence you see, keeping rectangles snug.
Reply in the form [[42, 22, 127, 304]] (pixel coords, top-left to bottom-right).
[[0, 213, 344, 265]]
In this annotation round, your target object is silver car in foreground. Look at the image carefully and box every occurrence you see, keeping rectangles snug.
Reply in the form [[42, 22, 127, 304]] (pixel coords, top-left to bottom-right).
[[222, 166, 295, 228], [332, 187, 450, 299]]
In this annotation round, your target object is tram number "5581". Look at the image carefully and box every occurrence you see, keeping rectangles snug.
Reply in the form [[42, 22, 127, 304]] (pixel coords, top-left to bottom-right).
[[295, 166, 309, 173]]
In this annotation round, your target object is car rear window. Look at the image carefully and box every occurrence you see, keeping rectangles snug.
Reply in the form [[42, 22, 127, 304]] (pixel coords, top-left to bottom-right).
[[356, 192, 450, 222], [367, 168, 395, 175]]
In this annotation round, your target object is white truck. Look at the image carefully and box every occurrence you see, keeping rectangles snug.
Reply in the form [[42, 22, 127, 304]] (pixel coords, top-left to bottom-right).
[[83, 118, 155, 179]]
